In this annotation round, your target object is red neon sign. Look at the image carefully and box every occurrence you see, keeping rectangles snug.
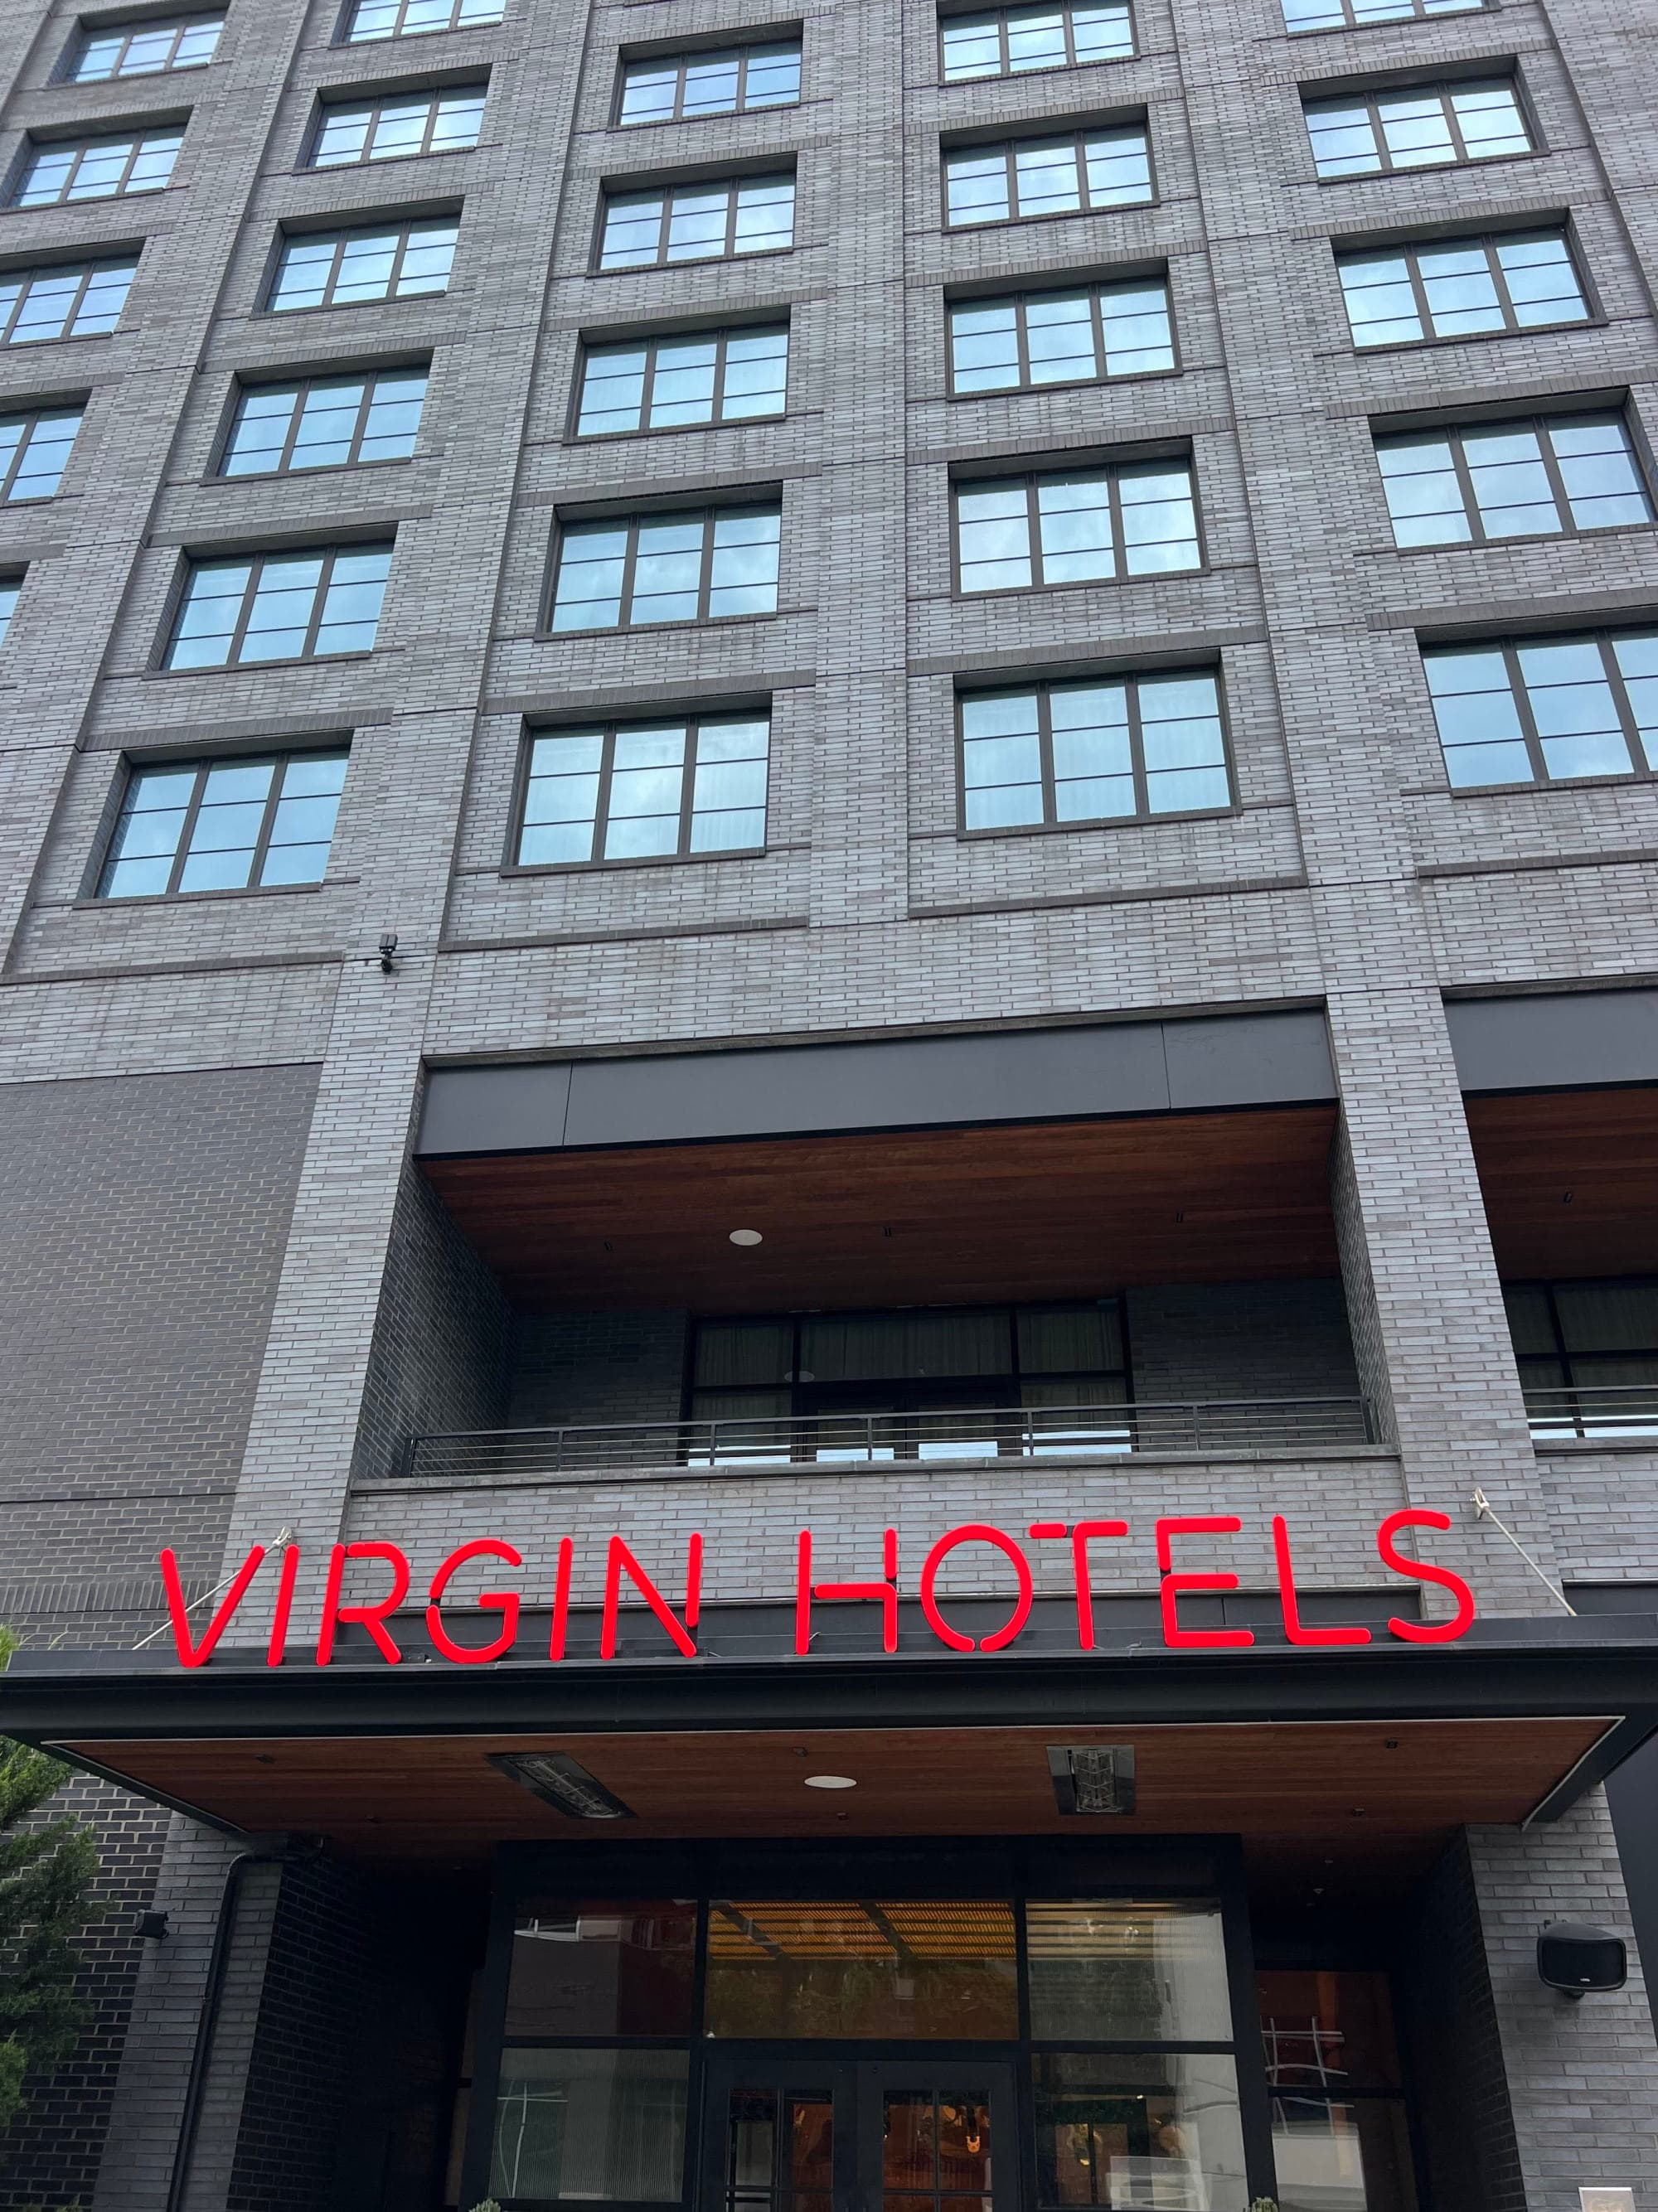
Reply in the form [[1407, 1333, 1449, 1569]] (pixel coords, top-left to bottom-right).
[[158, 1507, 1476, 1670]]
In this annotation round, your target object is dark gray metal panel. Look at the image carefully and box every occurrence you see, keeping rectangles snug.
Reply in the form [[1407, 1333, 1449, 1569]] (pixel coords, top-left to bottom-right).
[[419, 1062, 570, 1156], [561, 1022, 1171, 1145], [1164, 1009, 1335, 1110], [414, 1011, 1341, 1157], [1447, 990, 1658, 1093]]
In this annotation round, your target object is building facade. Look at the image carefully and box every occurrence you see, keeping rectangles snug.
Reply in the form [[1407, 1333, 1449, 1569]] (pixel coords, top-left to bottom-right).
[[2, 0, 1658, 2203]]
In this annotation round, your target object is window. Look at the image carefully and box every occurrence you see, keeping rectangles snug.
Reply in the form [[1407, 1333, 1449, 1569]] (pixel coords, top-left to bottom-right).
[[266, 220, 458, 310], [0, 259, 136, 344], [948, 278, 1173, 394], [97, 750, 347, 897], [1304, 77, 1530, 177], [517, 713, 769, 865], [1336, 229, 1590, 347], [164, 544, 392, 669], [943, 124, 1151, 224], [1376, 412, 1652, 548], [618, 41, 801, 124], [220, 370, 427, 477], [308, 86, 485, 166], [0, 577, 21, 641], [574, 324, 787, 435], [0, 407, 81, 501], [68, 14, 223, 79], [549, 506, 779, 630], [1286, 0, 1476, 22], [1422, 629, 1658, 788], [960, 670, 1229, 829], [343, 0, 502, 36], [954, 459, 1200, 593], [1259, 1971, 1418, 2212], [12, 128, 182, 207], [940, 2, 1134, 80], [597, 176, 794, 269], [1507, 1278, 1658, 1436]]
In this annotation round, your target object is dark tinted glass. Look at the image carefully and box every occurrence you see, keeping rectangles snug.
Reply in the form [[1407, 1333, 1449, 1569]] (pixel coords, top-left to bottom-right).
[[505, 1900, 698, 2035]]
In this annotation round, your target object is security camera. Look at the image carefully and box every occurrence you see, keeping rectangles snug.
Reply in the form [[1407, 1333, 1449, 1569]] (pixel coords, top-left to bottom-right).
[[1537, 1922, 1627, 1997]]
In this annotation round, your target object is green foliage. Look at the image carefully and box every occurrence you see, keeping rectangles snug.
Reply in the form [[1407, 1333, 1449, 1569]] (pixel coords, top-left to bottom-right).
[[0, 1628, 96, 2142], [465, 2201, 503, 2212]]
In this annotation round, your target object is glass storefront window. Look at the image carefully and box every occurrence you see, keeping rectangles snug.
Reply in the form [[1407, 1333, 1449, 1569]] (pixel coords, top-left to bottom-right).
[[491, 2048, 690, 2201], [505, 1900, 698, 2036], [1258, 1970, 1417, 2212], [1027, 1902, 1233, 2042], [1032, 2052, 1249, 2212], [721, 2085, 836, 2212], [883, 2085, 997, 2212], [704, 1900, 1019, 2039], [1270, 2097, 1417, 2212]]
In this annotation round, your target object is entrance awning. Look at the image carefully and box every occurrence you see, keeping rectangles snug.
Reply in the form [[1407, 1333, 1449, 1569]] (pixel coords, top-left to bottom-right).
[[7, 1622, 1658, 1870]]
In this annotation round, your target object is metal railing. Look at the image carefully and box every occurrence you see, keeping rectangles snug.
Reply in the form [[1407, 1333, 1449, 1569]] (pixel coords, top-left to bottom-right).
[[399, 1396, 1379, 1483], [1525, 1382, 1658, 1441]]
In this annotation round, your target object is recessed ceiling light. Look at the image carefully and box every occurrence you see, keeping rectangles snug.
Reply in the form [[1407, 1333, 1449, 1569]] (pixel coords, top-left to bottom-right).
[[803, 1774, 857, 1790], [490, 1751, 633, 1820], [729, 1228, 763, 1246]]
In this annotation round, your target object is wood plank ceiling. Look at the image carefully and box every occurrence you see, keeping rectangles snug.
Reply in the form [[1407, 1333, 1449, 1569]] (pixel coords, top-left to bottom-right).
[[420, 1106, 1342, 1310], [65, 1716, 1607, 1867], [1467, 1085, 1658, 1279]]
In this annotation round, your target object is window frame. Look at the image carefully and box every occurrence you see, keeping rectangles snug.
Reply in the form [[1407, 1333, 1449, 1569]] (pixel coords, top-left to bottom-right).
[[10, 125, 184, 209], [508, 710, 772, 873], [303, 84, 487, 169], [1302, 74, 1535, 181], [944, 275, 1178, 396], [336, 0, 504, 41], [90, 743, 351, 902], [1422, 627, 1658, 792], [570, 321, 790, 439], [593, 172, 797, 273], [263, 216, 459, 312], [0, 257, 138, 345], [942, 122, 1155, 229], [950, 455, 1205, 598], [613, 39, 803, 127], [954, 670, 1235, 835], [61, 12, 225, 81], [1374, 409, 1655, 551], [1282, 0, 1482, 28], [0, 404, 83, 501], [543, 502, 783, 636], [937, 2, 1137, 84], [1333, 225, 1597, 351], [214, 365, 429, 479], [158, 540, 394, 672]]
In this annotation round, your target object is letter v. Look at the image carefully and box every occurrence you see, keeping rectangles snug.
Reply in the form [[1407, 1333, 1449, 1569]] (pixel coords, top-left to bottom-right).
[[161, 1545, 266, 1668]]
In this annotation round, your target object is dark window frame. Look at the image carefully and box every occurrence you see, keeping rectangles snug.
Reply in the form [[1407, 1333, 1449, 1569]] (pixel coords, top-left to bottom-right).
[[0, 403, 82, 501], [942, 123, 1156, 229], [62, 11, 224, 80], [1283, 0, 1481, 26], [938, 1, 1136, 83], [954, 669, 1236, 835], [544, 501, 783, 635], [0, 571, 24, 641], [950, 456, 1205, 598], [1303, 74, 1535, 181], [613, 40, 803, 126], [1423, 626, 1658, 791], [944, 275, 1178, 396], [159, 540, 394, 671], [1334, 225, 1595, 350], [336, 0, 504, 41], [0, 257, 138, 345], [593, 172, 797, 273], [509, 711, 772, 872], [215, 365, 429, 478], [303, 83, 487, 168], [10, 125, 183, 209], [570, 321, 790, 438], [92, 743, 351, 900], [1375, 408, 1654, 549], [263, 216, 458, 312]]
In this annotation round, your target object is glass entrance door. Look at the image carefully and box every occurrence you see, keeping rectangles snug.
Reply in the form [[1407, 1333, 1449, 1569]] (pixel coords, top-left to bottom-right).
[[701, 2057, 1016, 2212]]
